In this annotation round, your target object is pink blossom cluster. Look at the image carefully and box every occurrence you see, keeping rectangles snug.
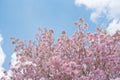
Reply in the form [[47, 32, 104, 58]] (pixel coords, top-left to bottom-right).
[[1, 18, 120, 80]]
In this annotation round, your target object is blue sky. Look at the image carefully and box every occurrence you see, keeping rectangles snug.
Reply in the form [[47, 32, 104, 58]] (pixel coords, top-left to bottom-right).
[[0, 0, 120, 72]]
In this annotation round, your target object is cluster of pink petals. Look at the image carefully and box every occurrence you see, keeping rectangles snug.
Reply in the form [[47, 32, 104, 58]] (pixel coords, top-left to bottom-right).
[[1, 18, 120, 80]]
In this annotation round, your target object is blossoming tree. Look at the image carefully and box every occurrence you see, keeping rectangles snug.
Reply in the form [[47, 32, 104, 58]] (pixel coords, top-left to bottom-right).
[[1, 18, 120, 80]]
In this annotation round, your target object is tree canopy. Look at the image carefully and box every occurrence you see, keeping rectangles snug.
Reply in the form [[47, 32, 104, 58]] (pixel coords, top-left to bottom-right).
[[1, 18, 120, 80]]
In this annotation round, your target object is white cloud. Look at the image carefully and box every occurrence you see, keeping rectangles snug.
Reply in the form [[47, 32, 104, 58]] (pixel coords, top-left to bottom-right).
[[11, 52, 18, 67], [0, 34, 6, 77], [107, 19, 120, 35], [75, 0, 120, 34]]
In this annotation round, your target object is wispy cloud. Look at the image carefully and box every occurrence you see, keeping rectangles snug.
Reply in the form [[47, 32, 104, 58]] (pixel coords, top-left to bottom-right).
[[11, 52, 18, 67], [107, 19, 120, 34], [0, 34, 6, 77], [75, 0, 120, 34]]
